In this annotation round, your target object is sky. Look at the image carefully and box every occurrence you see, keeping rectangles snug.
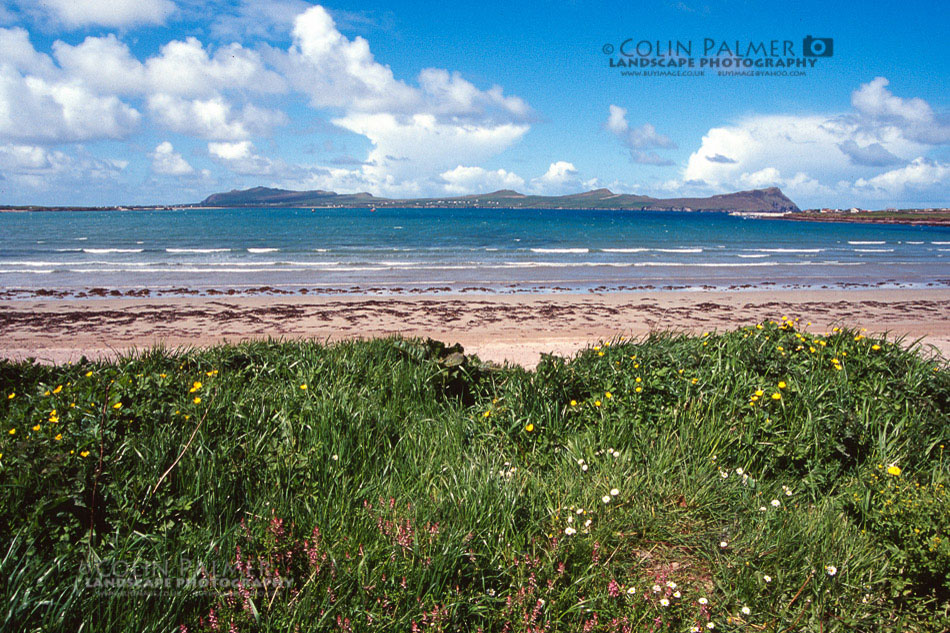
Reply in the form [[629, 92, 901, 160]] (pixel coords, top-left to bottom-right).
[[0, 0, 947, 208]]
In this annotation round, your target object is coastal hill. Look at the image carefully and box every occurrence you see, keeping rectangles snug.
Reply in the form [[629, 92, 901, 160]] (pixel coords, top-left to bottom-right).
[[199, 186, 800, 213]]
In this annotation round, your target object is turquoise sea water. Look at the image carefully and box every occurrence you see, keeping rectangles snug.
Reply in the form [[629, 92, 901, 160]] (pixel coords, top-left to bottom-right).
[[0, 207, 948, 296]]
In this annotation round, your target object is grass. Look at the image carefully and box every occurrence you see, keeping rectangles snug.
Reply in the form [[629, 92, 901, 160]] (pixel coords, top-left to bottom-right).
[[0, 319, 948, 632]]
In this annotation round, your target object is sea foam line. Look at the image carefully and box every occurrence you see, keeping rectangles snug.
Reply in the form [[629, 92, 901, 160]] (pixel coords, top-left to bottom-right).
[[166, 248, 231, 253], [83, 248, 144, 254], [848, 240, 886, 245], [530, 248, 590, 254], [247, 248, 279, 253]]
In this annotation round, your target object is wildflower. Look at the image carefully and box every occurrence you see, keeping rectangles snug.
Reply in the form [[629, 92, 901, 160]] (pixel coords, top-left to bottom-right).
[[691, 628, 701, 633], [581, 464, 588, 471], [80, 450, 90, 458], [576, 508, 585, 514], [53, 385, 62, 394], [887, 465, 901, 476], [189, 381, 202, 393], [635, 376, 642, 383], [652, 584, 661, 593], [300, 384, 307, 390], [771, 499, 781, 507], [735, 467, 743, 475], [7, 393, 14, 399], [707, 622, 716, 629], [8, 428, 15, 436], [610, 488, 619, 497], [771, 392, 781, 400], [635, 386, 642, 393], [698, 597, 708, 605], [759, 506, 767, 512], [660, 598, 670, 607], [825, 565, 837, 576], [193, 397, 201, 404], [482, 411, 490, 418], [525, 423, 535, 432], [777, 381, 787, 389], [720, 470, 729, 478], [594, 400, 602, 407], [871, 344, 881, 350], [113, 402, 122, 409], [602, 495, 611, 504], [331, 454, 338, 461], [626, 586, 637, 595], [741, 606, 751, 615], [54, 434, 62, 441], [673, 590, 681, 598], [570, 399, 578, 406], [604, 391, 612, 399], [666, 581, 677, 589], [32, 424, 40, 431], [598, 351, 604, 357], [720, 541, 728, 548], [691, 378, 699, 384], [763, 575, 772, 583], [564, 527, 576, 535]]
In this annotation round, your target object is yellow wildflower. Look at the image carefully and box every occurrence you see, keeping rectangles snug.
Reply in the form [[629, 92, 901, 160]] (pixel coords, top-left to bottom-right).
[[80, 450, 90, 458], [32, 424, 40, 431], [887, 465, 901, 477], [525, 423, 534, 432], [300, 384, 308, 390], [113, 402, 122, 410], [52, 385, 62, 394], [54, 434, 62, 441], [771, 392, 781, 400], [193, 397, 201, 404]]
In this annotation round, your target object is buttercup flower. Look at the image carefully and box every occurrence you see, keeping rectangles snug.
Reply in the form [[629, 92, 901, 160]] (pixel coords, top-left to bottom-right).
[[887, 464, 901, 476]]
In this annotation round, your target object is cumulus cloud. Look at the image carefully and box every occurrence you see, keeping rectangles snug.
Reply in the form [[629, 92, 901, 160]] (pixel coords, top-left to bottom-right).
[[0, 65, 140, 142], [605, 105, 676, 165], [35, 0, 175, 28], [439, 165, 524, 195], [530, 161, 581, 194], [150, 141, 193, 175], [0, 142, 125, 189], [331, 112, 529, 189], [208, 140, 283, 175], [53, 35, 286, 98], [147, 94, 285, 141], [681, 77, 950, 204], [854, 157, 950, 195], [850, 77, 950, 144]]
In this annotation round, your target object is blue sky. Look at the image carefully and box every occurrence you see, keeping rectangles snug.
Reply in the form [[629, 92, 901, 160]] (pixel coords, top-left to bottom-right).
[[0, 0, 947, 208]]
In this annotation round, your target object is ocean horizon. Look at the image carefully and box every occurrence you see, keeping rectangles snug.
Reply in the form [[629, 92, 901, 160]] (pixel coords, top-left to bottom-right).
[[1, 207, 948, 297]]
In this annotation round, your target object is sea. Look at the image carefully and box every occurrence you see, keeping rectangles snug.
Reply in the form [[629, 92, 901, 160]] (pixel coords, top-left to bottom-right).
[[1, 207, 948, 296]]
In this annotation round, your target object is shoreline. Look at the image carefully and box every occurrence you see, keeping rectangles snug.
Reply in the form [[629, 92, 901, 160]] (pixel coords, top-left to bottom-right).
[[2, 280, 949, 301], [2, 288, 948, 368]]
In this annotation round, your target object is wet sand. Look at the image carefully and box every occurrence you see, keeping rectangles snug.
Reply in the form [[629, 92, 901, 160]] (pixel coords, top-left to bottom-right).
[[1, 289, 948, 368]]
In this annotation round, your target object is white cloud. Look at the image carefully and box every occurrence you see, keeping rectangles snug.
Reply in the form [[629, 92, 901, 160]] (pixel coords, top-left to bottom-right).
[[36, 0, 175, 28], [210, 0, 316, 41], [0, 143, 125, 189], [208, 140, 282, 175], [0, 66, 140, 142], [605, 105, 676, 165], [854, 157, 950, 195], [529, 161, 582, 194], [851, 77, 950, 143], [332, 112, 529, 185], [53, 35, 286, 98], [439, 165, 524, 194], [284, 5, 417, 112], [147, 94, 285, 140], [150, 141, 193, 175]]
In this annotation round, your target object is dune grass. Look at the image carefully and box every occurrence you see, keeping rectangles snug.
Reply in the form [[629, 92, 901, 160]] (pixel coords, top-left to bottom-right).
[[0, 318, 947, 632]]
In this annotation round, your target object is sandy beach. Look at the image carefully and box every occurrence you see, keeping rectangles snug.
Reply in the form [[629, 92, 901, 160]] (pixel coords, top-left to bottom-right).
[[2, 288, 948, 367]]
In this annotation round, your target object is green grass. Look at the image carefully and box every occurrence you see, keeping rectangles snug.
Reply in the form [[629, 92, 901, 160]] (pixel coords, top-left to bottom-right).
[[0, 320, 947, 632]]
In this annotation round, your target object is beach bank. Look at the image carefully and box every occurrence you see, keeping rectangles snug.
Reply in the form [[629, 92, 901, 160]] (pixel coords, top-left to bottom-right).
[[3, 288, 948, 367]]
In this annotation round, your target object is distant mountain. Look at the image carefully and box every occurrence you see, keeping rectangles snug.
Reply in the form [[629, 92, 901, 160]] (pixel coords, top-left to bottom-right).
[[198, 186, 799, 213]]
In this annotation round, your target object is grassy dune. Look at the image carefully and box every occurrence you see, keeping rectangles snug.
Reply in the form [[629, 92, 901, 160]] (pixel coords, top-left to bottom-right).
[[0, 319, 948, 632]]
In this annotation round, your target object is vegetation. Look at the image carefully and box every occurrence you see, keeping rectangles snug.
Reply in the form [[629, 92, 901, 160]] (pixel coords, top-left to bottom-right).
[[0, 319, 947, 632]]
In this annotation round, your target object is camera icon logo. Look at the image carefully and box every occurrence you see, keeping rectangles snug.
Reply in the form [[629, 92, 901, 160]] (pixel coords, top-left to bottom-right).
[[802, 35, 833, 57]]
